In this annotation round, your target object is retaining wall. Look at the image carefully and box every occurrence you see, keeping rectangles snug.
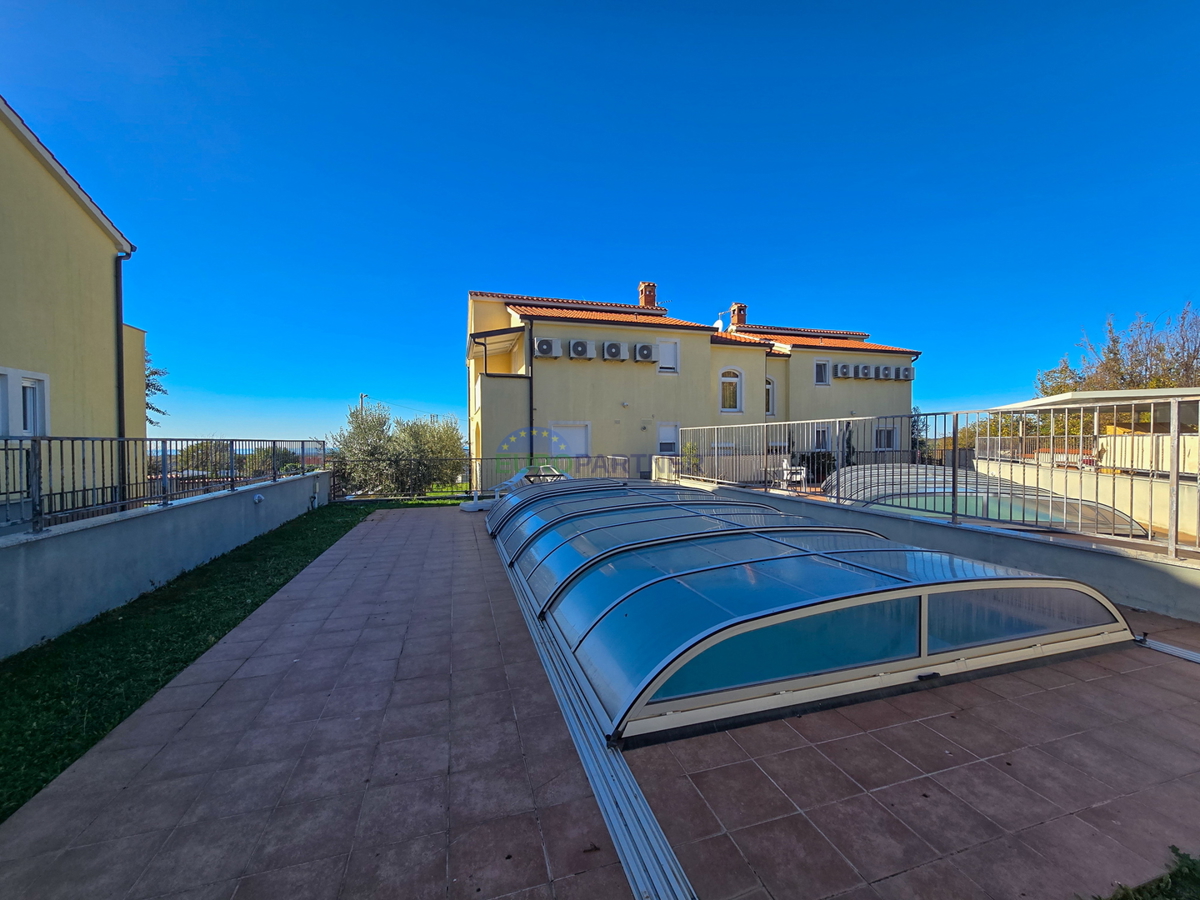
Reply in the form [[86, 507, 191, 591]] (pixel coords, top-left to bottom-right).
[[0, 472, 330, 659]]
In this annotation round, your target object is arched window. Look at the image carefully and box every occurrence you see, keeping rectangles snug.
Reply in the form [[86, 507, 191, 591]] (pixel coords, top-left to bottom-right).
[[765, 378, 776, 416], [720, 369, 743, 412]]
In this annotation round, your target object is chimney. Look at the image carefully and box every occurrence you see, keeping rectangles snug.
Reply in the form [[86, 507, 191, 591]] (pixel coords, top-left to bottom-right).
[[638, 282, 657, 308], [730, 303, 747, 327]]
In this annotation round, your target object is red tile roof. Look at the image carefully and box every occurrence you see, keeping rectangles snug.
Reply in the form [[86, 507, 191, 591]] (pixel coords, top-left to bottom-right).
[[471, 291, 668, 315], [711, 331, 774, 346], [509, 305, 714, 330], [751, 332, 920, 355], [735, 323, 870, 338]]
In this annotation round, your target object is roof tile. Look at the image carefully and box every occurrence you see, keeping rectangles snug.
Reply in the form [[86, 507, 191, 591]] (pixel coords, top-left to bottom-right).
[[509, 305, 713, 330]]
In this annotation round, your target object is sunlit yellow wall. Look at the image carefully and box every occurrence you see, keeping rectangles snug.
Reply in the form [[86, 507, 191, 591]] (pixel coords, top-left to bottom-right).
[[123, 325, 147, 439], [785, 349, 913, 420], [467, 295, 919, 465], [0, 118, 134, 437]]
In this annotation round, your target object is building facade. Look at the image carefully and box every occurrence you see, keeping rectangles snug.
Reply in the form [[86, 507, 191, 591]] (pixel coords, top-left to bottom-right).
[[467, 283, 919, 476], [1, 94, 145, 439]]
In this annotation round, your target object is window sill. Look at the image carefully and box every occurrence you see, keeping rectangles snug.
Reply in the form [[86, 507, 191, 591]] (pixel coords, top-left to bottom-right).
[[719, 410, 744, 415]]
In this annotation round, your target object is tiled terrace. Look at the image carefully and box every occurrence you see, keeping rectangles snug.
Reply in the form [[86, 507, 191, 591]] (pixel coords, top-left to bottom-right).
[[1, 505, 1200, 900], [0, 507, 625, 899]]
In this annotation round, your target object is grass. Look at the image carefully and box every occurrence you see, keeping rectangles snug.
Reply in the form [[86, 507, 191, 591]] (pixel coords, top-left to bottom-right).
[[1096, 849, 1200, 899], [0, 498, 458, 824]]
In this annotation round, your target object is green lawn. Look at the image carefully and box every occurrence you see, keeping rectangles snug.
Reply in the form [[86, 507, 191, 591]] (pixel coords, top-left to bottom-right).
[[0, 499, 457, 824]]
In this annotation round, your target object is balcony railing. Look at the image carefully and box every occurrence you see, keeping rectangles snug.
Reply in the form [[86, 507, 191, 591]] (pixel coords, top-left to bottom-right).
[[1, 437, 327, 534]]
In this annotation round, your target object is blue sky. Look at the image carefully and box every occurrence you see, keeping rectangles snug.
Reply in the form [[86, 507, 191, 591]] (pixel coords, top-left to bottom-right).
[[4, 0, 1200, 439]]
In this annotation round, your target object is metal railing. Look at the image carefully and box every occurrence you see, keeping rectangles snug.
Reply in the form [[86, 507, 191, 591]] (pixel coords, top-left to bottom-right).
[[675, 400, 1200, 557], [2, 437, 327, 534], [329, 455, 631, 500]]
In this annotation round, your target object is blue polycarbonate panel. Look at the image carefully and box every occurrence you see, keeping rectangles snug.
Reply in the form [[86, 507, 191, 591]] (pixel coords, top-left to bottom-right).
[[551, 534, 806, 646], [487, 479, 617, 530], [498, 490, 712, 554], [650, 595, 921, 702], [572, 556, 906, 718], [514, 504, 780, 577], [767, 532, 907, 554], [522, 514, 758, 600], [819, 551, 1035, 584], [927, 587, 1117, 653]]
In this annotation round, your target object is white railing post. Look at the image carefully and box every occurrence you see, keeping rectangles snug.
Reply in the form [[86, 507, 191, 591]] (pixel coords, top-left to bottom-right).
[[1169, 398, 1180, 558]]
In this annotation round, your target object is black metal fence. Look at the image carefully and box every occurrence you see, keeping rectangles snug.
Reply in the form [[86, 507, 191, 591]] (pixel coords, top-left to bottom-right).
[[1, 437, 326, 534], [329, 455, 631, 500]]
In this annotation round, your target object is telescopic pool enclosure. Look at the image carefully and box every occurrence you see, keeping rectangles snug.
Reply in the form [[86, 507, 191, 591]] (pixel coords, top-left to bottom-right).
[[487, 478, 1135, 741]]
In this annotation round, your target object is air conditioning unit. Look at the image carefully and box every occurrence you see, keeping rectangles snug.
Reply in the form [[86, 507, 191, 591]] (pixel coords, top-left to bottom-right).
[[602, 341, 629, 361], [568, 339, 596, 359], [899, 366, 915, 381], [833, 363, 852, 379], [533, 337, 562, 358], [854, 364, 873, 379], [633, 343, 659, 363], [878, 365, 893, 380]]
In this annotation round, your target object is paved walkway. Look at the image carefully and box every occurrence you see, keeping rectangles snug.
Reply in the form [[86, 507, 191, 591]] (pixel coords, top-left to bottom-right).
[[628, 637, 1200, 900], [0, 507, 627, 900]]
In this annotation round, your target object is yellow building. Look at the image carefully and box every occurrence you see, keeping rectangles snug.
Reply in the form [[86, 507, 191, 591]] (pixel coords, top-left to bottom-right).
[[467, 283, 919, 476], [1, 94, 145, 439]]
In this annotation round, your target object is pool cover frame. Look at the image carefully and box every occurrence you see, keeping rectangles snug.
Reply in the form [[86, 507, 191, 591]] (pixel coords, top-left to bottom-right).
[[487, 479, 1134, 741]]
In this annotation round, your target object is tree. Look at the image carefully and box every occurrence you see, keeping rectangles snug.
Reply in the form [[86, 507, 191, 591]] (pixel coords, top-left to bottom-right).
[[146, 351, 169, 426], [176, 440, 237, 476], [327, 403, 466, 496], [1036, 303, 1200, 395], [244, 446, 301, 477]]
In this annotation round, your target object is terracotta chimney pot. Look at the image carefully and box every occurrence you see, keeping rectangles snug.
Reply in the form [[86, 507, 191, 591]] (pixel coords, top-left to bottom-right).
[[730, 303, 747, 326], [638, 282, 657, 307]]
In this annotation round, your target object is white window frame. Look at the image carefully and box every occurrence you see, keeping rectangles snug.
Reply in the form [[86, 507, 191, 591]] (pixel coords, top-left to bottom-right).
[[656, 421, 681, 455], [718, 368, 744, 414], [814, 359, 831, 386], [875, 427, 897, 451], [657, 339, 680, 374], [548, 420, 591, 456], [0, 367, 50, 436], [813, 426, 830, 451], [765, 377, 777, 417]]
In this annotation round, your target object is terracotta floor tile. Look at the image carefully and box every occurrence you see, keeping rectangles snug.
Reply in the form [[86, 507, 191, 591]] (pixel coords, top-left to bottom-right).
[[246, 792, 363, 874], [727, 719, 809, 758], [1040, 733, 1169, 793], [357, 777, 447, 848], [672, 834, 760, 900], [791, 709, 865, 743], [817, 733, 923, 791], [883, 689, 959, 720], [1011, 663, 1080, 690], [971, 673, 1042, 699], [756, 746, 863, 810], [539, 796, 620, 880], [447, 812, 549, 900], [922, 711, 1024, 759], [806, 793, 937, 882], [1010, 685, 1118, 731], [732, 814, 864, 900], [1017, 814, 1163, 898], [234, 854, 346, 900], [689, 761, 797, 830], [925, 681, 1003, 709], [963, 700, 1075, 746], [26, 830, 169, 900], [933, 761, 1064, 832], [128, 809, 270, 898], [987, 747, 1114, 812], [952, 834, 1085, 900], [623, 743, 685, 782], [639, 774, 723, 846], [669, 732, 749, 773], [871, 722, 976, 774], [342, 833, 446, 900], [1090, 722, 1200, 777], [873, 776, 1002, 853], [369, 733, 449, 787], [838, 699, 912, 731], [448, 762, 534, 833], [552, 862, 634, 900], [871, 859, 991, 900]]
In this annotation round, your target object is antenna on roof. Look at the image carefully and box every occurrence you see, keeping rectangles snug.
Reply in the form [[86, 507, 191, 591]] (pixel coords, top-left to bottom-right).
[[712, 313, 725, 332]]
